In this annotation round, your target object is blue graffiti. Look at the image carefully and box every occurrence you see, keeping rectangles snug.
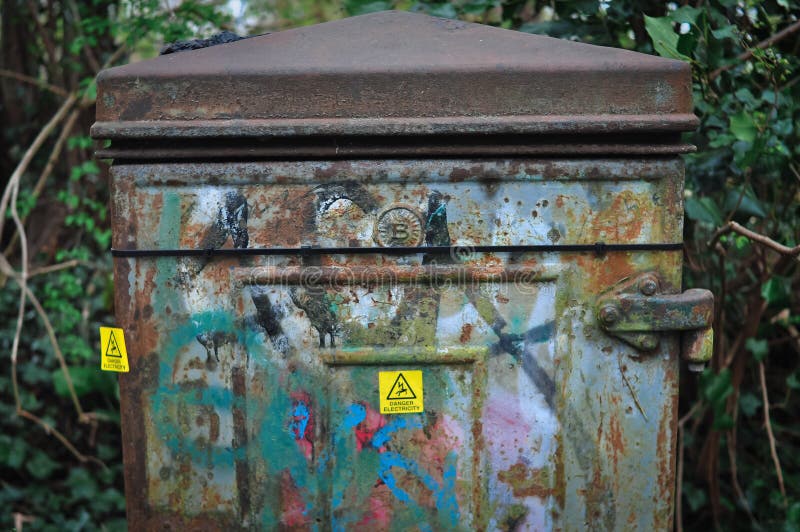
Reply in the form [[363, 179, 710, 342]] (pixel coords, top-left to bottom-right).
[[378, 450, 460, 530], [328, 408, 460, 530], [290, 401, 311, 440], [158, 313, 461, 528], [371, 417, 423, 449]]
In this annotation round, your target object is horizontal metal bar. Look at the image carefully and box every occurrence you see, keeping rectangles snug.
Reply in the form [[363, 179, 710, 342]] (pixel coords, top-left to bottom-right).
[[92, 114, 700, 139], [96, 141, 697, 160], [111, 242, 683, 258], [235, 264, 559, 285], [322, 347, 487, 366]]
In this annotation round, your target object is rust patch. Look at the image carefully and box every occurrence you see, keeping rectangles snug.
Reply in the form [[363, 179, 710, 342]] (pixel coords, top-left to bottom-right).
[[460, 323, 474, 343], [497, 462, 553, 498]]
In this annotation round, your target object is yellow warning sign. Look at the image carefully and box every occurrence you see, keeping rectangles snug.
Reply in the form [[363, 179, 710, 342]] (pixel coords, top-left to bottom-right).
[[100, 327, 129, 373], [379, 370, 423, 414]]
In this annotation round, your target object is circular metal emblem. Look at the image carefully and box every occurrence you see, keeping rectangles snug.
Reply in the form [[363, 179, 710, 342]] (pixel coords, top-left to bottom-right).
[[374, 205, 424, 247]]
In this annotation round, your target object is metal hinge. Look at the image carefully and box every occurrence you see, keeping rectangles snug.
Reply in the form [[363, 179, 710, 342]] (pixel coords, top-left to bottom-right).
[[596, 273, 714, 372]]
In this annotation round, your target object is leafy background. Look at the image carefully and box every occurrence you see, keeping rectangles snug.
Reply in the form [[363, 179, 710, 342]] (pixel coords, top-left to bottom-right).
[[1, 0, 798, 530]]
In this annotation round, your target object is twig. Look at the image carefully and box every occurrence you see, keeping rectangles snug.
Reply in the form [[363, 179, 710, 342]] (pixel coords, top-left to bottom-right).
[[9, 141, 29, 409], [17, 410, 105, 468], [13, 512, 36, 531], [0, 93, 87, 422], [0, 68, 68, 97], [2, 264, 88, 421], [759, 360, 787, 507], [32, 109, 81, 200], [709, 19, 800, 80], [100, 44, 129, 72], [0, 93, 77, 242], [3, 108, 80, 257], [28, 259, 82, 277], [771, 309, 800, 356], [727, 390, 757, 525], [709, 221, 800, 258]]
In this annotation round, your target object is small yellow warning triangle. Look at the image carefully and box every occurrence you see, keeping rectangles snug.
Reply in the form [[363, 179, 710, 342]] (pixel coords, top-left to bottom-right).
[[100, 327, 129, 372], [386, 373, 417, 400], [105, 331, 122, 358]]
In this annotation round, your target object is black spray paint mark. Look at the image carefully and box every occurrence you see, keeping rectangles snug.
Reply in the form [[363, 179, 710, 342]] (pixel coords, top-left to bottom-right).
[[310, 181, 380, 215], [425, 191, 451, 247], [250, 287, 291, 356], [289, 287, 338, 348], [464, 285, 557, 409], [196, 331, 238, 364], [177, 190, 249, 285], [423, 191, 452, 267]]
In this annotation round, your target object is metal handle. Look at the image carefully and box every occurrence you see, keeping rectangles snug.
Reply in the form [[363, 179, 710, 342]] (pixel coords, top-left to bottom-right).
[[597, 273, 714, 372]]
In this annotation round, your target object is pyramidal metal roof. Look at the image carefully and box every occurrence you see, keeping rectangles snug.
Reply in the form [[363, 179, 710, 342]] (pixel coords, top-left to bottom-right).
[[92, 10, 696, 143]]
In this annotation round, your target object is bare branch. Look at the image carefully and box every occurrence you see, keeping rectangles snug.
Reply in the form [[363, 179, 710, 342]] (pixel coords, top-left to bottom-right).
[[759, 361, 787, 507], [709, 19, 800, 80], [29, 260, 82, 277], [0, 93, 77, 243], [3, 263, 89, 421], [17, 410, 105, 469], [0, 68, 69, 97], [3, 109, 80, 257], [709, 221, 800, 258]]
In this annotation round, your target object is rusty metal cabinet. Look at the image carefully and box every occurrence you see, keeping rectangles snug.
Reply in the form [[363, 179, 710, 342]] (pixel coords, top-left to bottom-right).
[[93, 11, 712, 531]]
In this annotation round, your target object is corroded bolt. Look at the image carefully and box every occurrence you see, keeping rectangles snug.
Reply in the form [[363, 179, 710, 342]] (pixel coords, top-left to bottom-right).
[[599, 305, 620, 326], [640, 335, 659, 351], [639, 276, 659, 296]]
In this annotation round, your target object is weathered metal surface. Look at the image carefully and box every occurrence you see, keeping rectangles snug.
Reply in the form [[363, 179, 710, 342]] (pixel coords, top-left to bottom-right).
[[91, 11, 696, 149], [596, 273, 714, 370], [110, 157, 684, 530]]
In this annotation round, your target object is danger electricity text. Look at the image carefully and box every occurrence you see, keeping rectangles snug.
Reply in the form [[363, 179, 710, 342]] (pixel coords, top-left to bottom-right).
[[378, 370, 423, 414]]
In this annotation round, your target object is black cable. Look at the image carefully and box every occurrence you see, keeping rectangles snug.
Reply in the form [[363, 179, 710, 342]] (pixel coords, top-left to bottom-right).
[[110, 242, 682, 258]]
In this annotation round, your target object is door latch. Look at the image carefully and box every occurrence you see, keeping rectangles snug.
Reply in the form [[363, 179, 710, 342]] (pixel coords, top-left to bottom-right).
[[596, 273, 714, 372]]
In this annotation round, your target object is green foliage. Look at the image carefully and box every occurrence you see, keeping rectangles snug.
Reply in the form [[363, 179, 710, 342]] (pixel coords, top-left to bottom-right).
[[641, 2, 800, 529], [0, 1, 231, 530]]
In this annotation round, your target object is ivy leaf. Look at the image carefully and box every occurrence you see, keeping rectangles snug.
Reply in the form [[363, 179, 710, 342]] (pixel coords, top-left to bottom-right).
[[738, 392, 761, 417], [0, 436, 27, 468], [723, 185, 767, 219], [644, 15, 691, 61], [52, 367, 116, 398], [683, 482, 708, 512], [761, 276, 791, 307], [711, 25, 738, 40], [745, 337, 769, 362], [701, 368, 733, 409], [26, 450, 60, 479], [729, 111, 757, 142], [66, 468, 99, 500], [669, 6, 702, 24], [685, 196, 724, 225]]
